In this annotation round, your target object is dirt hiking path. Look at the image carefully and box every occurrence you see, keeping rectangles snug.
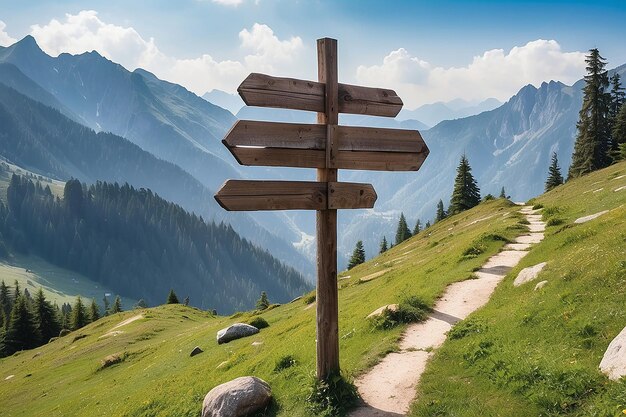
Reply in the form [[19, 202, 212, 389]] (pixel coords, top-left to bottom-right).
[[350, 206, 545, 416]]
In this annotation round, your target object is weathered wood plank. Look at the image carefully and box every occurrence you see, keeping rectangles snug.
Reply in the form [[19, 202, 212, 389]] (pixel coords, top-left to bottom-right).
[[336, 149, 429, 171], [223, 120, 326, 149], [238, 73, 403, 117], [328, 182, 377, 209], [316, 37, 340, 381], [214, 179, 376, 211], [214, 180, 327, 211], [224, 120, 427, 154]]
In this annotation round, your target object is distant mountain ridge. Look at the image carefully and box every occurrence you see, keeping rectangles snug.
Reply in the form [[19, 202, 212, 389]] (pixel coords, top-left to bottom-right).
[[0, 36, 313, 277], [397, 98, 503, 127]]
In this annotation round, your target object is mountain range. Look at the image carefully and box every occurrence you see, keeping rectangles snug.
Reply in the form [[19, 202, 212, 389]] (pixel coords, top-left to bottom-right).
[[397, 98, 503, 127], [1, 35, 624, 267]]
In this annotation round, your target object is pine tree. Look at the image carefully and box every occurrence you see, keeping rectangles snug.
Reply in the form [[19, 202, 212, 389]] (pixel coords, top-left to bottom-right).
[[425, 220, 431, 229], [4, 295, 40, 355], [413, 219, 421, 235], [569, 49, 612, 178], [449, 154, 481, 215], [103, 295, 110, 316], [255, 291, 270, 310], [435, 200, 447, 222], [379, 236, 388, 254], [499, 187, 506, 199], [609, 73, 625, 155], [89, 299, 100, 322], [348, 241, 366, 269], [395, 213, 412, 245], [13, 280, 21, 303], [545, 152, 564, 191], [33, 288, 61, 344], [134, 299, 148, 309], [612, 104, 626, 160], [111, 296, 123, 314], [70, 296, 88, 331], [0, 280, 10, 325], [183, 296, 190, 306], [166, 289, 179, 304]]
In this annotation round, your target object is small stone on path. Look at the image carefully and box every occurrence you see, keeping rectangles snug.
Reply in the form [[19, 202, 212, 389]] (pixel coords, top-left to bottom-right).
[[599, 325, 626, 381], [514, 262, 547, 287], [574, 210, 609, 224], [202, 376, 271, 417]]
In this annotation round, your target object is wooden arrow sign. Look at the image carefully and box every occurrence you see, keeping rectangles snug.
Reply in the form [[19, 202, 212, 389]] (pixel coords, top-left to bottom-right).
[[238, 73, 403, 117], [215, 180, 377, 211], [223, 120, 429, 171]]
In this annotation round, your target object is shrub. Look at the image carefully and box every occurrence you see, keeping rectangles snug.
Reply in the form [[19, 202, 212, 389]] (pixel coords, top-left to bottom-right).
[[370, 296, 430, 330], [247, 317, 269, 330], [532, 203, 544, 209], [273, 354, 296, 372], [303, 294, 316, 305], [306, 372, 360, 416], [546, 217, 564, 227], [449, 319, 486, 340]]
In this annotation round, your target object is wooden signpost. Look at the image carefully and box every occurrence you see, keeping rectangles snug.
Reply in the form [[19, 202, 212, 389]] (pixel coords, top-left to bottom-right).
[[215, 37, 429, 380]]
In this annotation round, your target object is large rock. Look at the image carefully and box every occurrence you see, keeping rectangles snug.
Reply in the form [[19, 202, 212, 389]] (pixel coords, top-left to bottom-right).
[[202, 376, 271, 417], [599, 325, 626, 380], [366, 304, 398, 319], [513, 262, 547, 287], [190, 346, 203, 357], [217, 323, 259, 345]]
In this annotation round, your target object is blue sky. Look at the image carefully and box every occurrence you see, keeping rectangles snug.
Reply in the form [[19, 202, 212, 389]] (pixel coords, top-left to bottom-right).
[[1, 0, 625, 108]]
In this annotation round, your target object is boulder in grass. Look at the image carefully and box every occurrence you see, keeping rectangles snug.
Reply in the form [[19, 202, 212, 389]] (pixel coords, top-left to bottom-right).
[[202, 376, 271, 417], [366, 304, 398, 319], [599, 325, 626, 381], [190, 346, 203, 357], [217, 323, 259, 345]]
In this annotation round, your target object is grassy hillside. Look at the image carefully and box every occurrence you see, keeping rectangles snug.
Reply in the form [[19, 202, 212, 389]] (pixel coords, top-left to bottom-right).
[[0, 198, 525, 416], [413, 161, 626, 417]]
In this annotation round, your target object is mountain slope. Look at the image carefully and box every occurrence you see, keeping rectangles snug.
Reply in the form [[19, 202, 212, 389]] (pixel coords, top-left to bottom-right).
[[0, 173, 310, 312], [0, 162, 623, 416], [398, 97, 503, 126]]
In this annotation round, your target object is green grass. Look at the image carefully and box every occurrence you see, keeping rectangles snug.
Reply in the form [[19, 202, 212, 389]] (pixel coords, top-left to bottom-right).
[[0, 198, 523, 416], [0, 253, 136, 308], [412, 161, 626, 417], [0, 160, 65, 203]]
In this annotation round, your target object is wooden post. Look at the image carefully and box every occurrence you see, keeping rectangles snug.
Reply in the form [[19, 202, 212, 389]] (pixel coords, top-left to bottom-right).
[[316, 37, 339, 380]]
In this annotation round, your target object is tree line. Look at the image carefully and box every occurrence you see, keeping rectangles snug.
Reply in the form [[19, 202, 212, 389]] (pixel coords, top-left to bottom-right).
[[0, 174, 310, 313]]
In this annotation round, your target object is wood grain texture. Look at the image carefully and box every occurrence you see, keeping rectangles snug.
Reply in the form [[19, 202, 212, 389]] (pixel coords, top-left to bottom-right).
[[214, 180, 376, 211], [316, 37, 340, 381], [238, 73, 403, 118], [214, 180, 326, 211], [224, 120, 428, 154]]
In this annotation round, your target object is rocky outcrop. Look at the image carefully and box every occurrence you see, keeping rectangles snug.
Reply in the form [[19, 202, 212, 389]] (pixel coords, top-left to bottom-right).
[[513, 262, 547, 287], [216, 323, 259, 345], [202, 376, 271, 417]]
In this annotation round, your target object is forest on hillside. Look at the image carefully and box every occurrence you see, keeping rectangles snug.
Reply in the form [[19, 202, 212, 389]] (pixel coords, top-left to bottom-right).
[[0, 174, 310, 312]]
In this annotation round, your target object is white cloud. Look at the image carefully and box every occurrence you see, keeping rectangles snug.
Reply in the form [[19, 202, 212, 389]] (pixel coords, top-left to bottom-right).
[[0, 20, 17, 47], [29, 11, 304, 95], [357, 40, 587, 109], [211, 0, 244, 5]]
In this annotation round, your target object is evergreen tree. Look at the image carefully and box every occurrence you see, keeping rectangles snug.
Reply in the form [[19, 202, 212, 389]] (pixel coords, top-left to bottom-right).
[[33, 288, 61, 344], [348, 241, 366, 269], [425, 220, 431, 229], [609, 73, 625, 155], [395, 213, 412, 245], [4, 295, 40, 355], [435, 200, 447, 222], [70, 296, 88, 331], [134, 299, 148, 309], [413, 219, 421, 235], [612, 104, 626, 160], [255, 291, 270, 310], [499, 187, 506, 199], [89, 299, 100, 322], [166, 289, 179, 304], [449, 154, 481, 214], [545, 152, 565, 191], [103, 295, 110, 316], [379, 236, 388, 254], [13, 280, 21, 303], [183, 296, 190, 306], [0, 280, 10, 325], [111, 296, 123, 314], [569, 49, 612, 178]]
